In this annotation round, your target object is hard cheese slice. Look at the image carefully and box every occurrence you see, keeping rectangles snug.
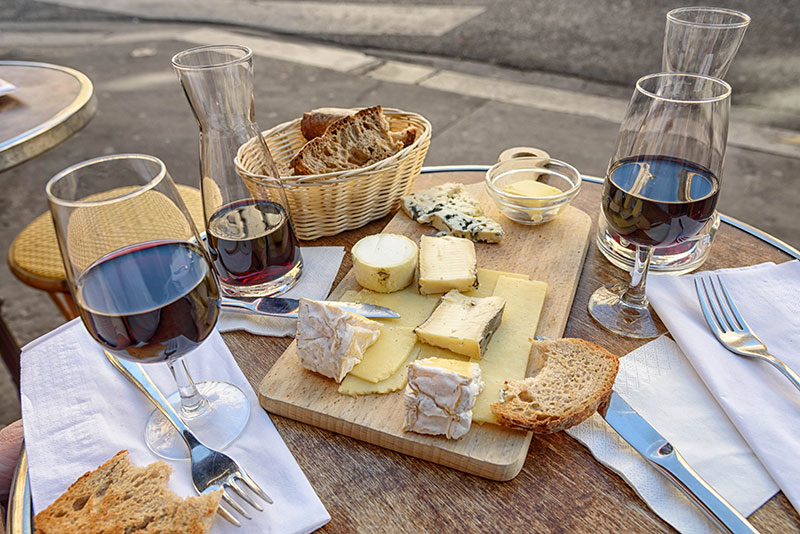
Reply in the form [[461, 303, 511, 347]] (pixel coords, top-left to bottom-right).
[[353, 284, 440, 328], [348, 325, 417, 383], [339, 345, 421, 396], [472, 275, 547, 424]]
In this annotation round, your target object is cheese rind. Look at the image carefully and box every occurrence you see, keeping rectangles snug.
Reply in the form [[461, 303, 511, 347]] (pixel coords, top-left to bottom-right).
[[296, 299, 381, 383], [401, 183, 504, 243], [414, 290, 505, 359], [403, 357, 484, 439], [352, 234, 418, 293], [418, 235, 478, 295]]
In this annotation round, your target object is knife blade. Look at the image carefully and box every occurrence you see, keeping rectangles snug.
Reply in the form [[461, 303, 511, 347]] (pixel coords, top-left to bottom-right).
[[601, 391, 759, 534], [219, 296, 400, 319]]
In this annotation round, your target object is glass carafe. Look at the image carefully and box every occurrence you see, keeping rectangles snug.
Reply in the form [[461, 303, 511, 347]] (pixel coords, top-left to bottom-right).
[[173, 45, 302, 297]]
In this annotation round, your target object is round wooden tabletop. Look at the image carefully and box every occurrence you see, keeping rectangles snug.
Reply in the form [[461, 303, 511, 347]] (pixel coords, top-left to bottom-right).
[[221, 169, 798, 534], [0, 61, 96, 172]]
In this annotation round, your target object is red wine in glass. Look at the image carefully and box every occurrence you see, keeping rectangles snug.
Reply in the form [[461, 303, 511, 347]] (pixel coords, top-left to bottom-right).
[[75, 240, 219, 364], [206, 199, 300, 289], [602, 155, 719, 249]]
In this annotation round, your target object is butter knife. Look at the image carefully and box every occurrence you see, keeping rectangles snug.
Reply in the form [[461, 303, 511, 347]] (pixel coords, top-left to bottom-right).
[[219, 296, 400, 319], [601, 392, 759, 534]]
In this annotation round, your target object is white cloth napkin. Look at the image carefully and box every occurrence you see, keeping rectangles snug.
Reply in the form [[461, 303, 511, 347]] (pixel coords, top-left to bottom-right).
[[217, 246, 345, 337], [20, 319, 331, 534], [567, 336, 777, 534], [647, 260, 800, 514]]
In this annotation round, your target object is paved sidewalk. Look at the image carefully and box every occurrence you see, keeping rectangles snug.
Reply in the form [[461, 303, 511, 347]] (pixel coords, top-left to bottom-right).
[[1, 20, 798, 424]]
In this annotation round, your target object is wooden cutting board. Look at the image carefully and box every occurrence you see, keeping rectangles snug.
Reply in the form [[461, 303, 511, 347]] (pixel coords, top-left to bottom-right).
[[258, 183, 592, 481]]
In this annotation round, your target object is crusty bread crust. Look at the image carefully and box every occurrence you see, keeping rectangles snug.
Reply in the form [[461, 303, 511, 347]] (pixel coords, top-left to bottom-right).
[[292, 106, 411, 175], [300, 107, 354, 141], [490, 339, 619, 433], [34, 450, 221, 534]]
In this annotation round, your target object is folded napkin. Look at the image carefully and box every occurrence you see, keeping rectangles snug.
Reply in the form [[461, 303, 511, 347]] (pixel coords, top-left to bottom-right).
[[20, 320, 330, 534], [217, 246, 345, 337], [647, 260, 800, 514], [567, 336, 777, 534]]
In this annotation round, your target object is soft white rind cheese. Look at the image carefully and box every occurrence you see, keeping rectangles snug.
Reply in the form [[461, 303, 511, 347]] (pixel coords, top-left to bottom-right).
[[403, 357, 484, 439], [414, 290, 505, 359], [418, 235, 478, 295], [296, 298, 381, 383], [401, 182, 504, 243], [352, 234, 418, 293]]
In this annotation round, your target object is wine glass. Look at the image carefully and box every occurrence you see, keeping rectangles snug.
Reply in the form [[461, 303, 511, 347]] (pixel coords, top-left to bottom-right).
[[46, 154, 250, 459], [588, 73, 731, 338]]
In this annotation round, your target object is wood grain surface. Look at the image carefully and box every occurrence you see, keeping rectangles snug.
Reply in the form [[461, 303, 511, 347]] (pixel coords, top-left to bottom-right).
[[258, 182, 592, 481], [223, 170, 800, 533]]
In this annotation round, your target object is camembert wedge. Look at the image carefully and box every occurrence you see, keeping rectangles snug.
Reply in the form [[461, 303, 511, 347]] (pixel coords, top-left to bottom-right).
[[418, 235, 478, 295], [403, 357, 484, 439], [296, 298, 381, 383], [414, 290, 505, 359]]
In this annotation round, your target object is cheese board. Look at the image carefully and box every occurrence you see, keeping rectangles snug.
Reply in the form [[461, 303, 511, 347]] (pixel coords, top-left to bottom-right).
[[258, 182, 592, 481]]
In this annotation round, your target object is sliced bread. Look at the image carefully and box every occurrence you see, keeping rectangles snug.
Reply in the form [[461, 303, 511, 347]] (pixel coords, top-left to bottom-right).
[[300, 107, 354, 141], [490, 338, 620, 433], [291, 105, 409, 175], [34, 450, 221, 534]]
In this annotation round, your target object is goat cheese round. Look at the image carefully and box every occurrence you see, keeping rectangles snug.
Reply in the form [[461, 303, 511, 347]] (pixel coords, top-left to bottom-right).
[[352, 234, 418, 293]]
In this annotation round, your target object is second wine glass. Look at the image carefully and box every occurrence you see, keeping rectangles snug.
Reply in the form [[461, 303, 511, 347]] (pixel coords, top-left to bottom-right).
[[47, 154, 250, 459], [588, 73, 731, 338]]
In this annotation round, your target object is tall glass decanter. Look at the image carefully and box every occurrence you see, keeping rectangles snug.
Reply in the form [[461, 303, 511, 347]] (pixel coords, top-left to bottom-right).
[[173, 44, 302, 297]]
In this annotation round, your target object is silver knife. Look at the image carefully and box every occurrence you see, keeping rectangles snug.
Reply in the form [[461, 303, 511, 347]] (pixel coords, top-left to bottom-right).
[[219, 296, 400, 319], [601, 391, 759, 534]]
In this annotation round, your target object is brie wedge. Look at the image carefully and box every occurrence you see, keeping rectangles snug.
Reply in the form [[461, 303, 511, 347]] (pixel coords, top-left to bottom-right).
[[352, 234, 418, 293], [418, 235, 478, 295], [403, 357, 484, 439], [296, 298, 381, 383], [414, 290, 505, 359]]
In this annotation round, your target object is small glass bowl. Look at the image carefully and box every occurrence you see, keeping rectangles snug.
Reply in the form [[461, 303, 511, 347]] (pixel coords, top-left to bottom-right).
[[485, 157, 581, 225]]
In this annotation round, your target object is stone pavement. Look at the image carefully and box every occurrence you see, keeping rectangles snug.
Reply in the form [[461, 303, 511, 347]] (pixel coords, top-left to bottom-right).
[[0, 20, 798, 425]]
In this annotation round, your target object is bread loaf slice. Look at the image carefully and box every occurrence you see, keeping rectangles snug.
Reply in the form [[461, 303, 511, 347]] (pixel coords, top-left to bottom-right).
[[490, 339, 619, 433], [34, 450, 221, 534], [291, 106, 405, 175], [300, 107, 354, 141]]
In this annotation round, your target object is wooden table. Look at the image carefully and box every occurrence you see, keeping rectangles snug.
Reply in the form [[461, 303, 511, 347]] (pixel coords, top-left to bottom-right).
[[0, 61, 95, 172], [222, 169, 799, 533]]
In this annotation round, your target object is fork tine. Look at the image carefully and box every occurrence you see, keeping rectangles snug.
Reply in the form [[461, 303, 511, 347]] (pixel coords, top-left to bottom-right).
[[238, 471, 273, 504], [715, 275, 748, 331], [695, 278, 724, 336], [222, 490, 252, 520], [709, 276, 742, 333], [217, 503, 242, 527], [228, 479, 263, 511], [702, 276, 733, 333]]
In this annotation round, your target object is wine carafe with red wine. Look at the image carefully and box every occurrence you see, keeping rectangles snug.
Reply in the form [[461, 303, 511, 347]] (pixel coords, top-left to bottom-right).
[[47, 154, 250, 460], [173, 44, 302, 297], [589, 73, 731, 339]]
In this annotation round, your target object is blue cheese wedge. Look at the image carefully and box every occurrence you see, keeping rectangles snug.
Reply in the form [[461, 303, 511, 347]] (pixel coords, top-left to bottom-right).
[[296, 298, 381, 383], [418, 235, 478, 295], [401, 182, 504, 243], [403, 357, 484, 439], [414, 289, 505, 359]]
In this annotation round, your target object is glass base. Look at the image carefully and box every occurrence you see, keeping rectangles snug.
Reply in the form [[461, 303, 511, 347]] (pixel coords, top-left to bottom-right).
[[145, 381, 250, 460], [220, 256, 303, 298], [596, 212, 719, 275], [588, 283, 664, 339]]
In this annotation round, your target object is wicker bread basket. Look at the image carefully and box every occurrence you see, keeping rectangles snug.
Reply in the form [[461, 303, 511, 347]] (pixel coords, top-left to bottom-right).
[[235, 108, 431, 240]]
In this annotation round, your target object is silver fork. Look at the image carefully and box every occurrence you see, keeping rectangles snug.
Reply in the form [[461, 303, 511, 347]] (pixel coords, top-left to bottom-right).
[[105, 352, 273, 526], [694, 275, 800, 393]]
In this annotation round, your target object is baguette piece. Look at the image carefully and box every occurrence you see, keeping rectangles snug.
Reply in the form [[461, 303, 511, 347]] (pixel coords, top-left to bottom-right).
[[301, 107, 354, 140], [292, 106, 405, 175], [490, 339, 619, 433], [34, 450, 221, 534]]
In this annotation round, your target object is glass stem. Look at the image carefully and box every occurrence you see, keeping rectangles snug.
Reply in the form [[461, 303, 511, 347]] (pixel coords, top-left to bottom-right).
[[167, 357, 209, 419], [621, 245, 654, 307]]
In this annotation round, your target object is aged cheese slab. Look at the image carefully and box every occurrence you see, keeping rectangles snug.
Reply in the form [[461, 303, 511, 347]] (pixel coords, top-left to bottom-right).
[[259, 182, 592, 481]]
